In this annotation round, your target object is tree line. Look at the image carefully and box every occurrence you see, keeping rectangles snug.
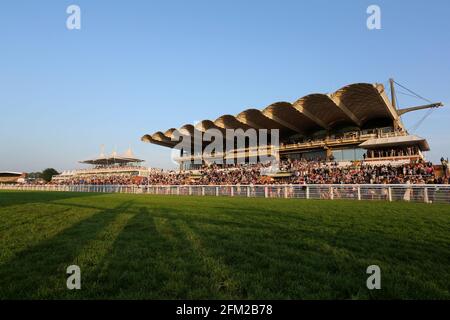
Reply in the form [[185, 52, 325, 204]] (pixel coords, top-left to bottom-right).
[[27, 168, 59, 182]]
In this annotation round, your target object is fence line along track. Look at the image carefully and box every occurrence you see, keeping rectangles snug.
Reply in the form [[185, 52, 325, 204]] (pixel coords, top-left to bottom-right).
[[1, 184, 449, 204]]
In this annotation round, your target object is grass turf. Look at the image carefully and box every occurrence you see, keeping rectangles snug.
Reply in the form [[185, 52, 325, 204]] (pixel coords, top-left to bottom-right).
[[0, 190, 449, 299]]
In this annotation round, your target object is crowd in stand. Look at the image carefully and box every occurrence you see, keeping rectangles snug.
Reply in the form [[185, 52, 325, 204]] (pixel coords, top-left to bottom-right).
[[284, 159, 437, 184], [51, 159, 449, 185], [365, 146, 419, 159], [58, 175, 137, 185]]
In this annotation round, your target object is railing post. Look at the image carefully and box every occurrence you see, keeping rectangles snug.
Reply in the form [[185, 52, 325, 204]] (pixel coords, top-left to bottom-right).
[[424, 187, 429, 203], [230, 186, 234, 197], [388, 187, 393, 202], [284, 186, 288, 198], [306, 186, 310, 199], [189, 186, 192, 196], [330, 186, 334, 200], [216, 186, 219, 196], [202, 186, 205, 196], [264, 186, 268, 198], [357, 186, 361, 200], [247, 187, 250, 198]]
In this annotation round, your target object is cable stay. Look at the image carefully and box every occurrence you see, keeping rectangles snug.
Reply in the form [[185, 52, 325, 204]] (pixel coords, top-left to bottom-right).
[[409, 107, 435, 133], [393, 80, 433, 103], [388, 79, 444, 133]]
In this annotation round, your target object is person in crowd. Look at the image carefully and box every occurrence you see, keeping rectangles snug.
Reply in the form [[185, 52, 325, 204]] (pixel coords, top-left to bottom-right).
[[441, 157, 449, 178]]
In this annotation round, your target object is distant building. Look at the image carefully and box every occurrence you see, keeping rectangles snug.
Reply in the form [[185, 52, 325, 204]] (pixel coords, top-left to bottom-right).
[[52, 148, 156, 183], [0, 172, 26, 184]]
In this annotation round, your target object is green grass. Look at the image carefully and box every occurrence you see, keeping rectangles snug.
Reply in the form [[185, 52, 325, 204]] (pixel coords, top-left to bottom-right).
[[0, 190, 449, 299]]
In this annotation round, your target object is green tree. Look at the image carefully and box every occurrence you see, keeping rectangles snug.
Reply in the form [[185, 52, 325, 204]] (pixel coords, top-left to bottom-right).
[[41, 168, 59, 182]]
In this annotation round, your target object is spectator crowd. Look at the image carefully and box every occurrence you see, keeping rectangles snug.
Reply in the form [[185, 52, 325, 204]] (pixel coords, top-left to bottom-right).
[[51, 159, 448, 186]]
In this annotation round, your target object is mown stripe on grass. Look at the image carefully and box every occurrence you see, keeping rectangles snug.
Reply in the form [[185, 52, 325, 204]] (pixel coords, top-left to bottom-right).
[[173, 220, 241, 299]]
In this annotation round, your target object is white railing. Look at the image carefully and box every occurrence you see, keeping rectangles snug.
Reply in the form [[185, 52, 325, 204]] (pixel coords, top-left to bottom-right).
[[1, 184, 449, 204]]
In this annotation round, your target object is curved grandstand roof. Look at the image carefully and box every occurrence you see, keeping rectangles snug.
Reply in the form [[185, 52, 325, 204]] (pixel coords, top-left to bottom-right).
[[0, 171, 23, 176], [142, 83, 400, 147]]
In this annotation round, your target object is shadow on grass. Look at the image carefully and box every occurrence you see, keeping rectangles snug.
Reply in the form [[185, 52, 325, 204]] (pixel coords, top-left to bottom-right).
[[76, 206, 171, 299], [0, 191, 102, 208], [79, 206, 241, 299], [0, 200, 134, 299], [48, 201, 111, 212]]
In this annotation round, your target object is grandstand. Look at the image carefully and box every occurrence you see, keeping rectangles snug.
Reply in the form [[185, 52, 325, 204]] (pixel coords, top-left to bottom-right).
[[0, 172, 25, 184], [43, 80, 447, 187], [52, 148, 158, 184], [142, 80, 443, 170]]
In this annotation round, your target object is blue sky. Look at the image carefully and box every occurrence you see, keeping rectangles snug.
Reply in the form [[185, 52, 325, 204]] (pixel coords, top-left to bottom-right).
[[1, 0, 449, 172]]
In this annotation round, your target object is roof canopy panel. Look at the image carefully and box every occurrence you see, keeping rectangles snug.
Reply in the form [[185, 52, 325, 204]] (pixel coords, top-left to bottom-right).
[[195, 120, 225, 134], [332, 83, 393, 124], [293, 94, 354, 129], [164, 128, 178, 139], [236, 108, 294, 135], [263, 102, 321, 135], [152, 131, 172, 143], [214, 115, 252, 131]]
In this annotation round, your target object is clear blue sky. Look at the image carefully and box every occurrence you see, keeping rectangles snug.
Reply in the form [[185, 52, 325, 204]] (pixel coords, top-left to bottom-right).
[[1, 0, 449, 172]]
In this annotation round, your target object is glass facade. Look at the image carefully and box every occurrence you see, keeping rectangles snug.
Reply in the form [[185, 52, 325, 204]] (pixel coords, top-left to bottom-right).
[[285, 150, 327, 161], [332, 148, 365, 161]]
